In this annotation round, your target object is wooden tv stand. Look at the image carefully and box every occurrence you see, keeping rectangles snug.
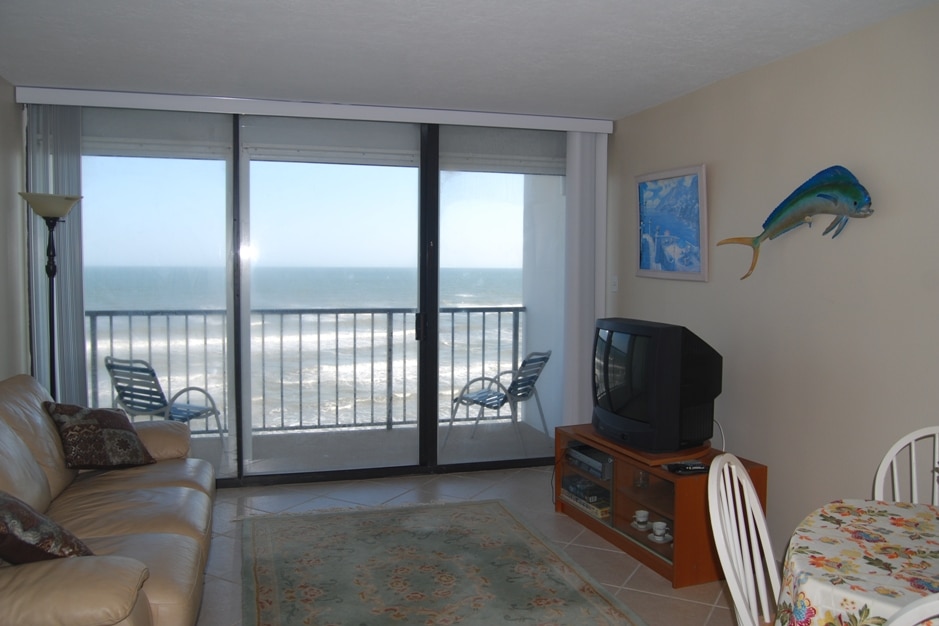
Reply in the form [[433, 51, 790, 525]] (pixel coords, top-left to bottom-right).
[[554, 424, 767, 588]]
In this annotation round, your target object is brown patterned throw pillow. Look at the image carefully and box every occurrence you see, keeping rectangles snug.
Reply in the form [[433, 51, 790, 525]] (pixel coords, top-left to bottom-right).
[[0, 491, 93, 564], [43, 402, 156, 469]]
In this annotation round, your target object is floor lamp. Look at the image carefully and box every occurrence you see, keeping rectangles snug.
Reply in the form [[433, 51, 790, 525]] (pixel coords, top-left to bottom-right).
[[20, 192, 82, 400]]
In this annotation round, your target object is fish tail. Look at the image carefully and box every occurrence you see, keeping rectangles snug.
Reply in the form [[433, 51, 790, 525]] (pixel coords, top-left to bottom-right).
[[717, 236, 761, 280]]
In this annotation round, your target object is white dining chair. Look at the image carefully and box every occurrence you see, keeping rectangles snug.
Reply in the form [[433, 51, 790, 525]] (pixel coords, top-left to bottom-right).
[[886, 593, 939, 625], [873, 426, 939, 504], [708, 453, 780, 626]]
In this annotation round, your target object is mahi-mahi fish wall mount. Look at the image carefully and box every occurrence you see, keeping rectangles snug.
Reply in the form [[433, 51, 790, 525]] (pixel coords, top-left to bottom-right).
[[718, 165, 873, 279]]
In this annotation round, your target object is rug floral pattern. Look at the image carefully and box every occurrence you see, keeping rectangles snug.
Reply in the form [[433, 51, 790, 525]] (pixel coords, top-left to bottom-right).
[[243, 499, 645, 625]]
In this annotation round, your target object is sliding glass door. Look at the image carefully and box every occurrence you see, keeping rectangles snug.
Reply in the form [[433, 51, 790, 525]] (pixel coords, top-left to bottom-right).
[[81, 108, 235, 477], [78, 107, 575, 480], [436, 126, 567, 464], [240, 117, 421, 475]]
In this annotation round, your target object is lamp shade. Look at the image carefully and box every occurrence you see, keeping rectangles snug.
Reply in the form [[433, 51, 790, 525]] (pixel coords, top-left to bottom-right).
[[19, 192, 81, 218]]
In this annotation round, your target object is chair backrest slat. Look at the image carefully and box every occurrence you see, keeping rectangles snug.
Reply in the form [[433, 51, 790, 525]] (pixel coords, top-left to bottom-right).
[[105, 356, 170, 414], [873, 426, 939, 504], [507, 351, 551, 399], [886, 593, 939, 625], [708, 453, 779, 626]]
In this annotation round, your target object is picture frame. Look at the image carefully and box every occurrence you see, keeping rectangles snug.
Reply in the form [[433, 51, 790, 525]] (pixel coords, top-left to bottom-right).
[[636, 164, 708, 281]]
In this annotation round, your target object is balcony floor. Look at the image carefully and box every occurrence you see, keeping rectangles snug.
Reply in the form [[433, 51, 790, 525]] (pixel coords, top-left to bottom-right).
[[190, 419, 555, 478]]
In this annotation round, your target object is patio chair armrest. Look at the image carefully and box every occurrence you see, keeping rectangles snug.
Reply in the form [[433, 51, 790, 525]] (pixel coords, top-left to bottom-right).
[[452, 376, 510, 404], [133, 420, 191, 459], [168, 386, 218, 412], [114, 400, 169, 419]]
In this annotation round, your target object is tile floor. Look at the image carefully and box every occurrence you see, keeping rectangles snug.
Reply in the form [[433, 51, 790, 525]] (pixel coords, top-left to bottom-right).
[[196, 466, 737, 626]]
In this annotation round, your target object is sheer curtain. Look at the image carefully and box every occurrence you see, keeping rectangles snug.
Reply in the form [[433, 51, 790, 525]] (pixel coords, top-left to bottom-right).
[[25, 104, 86, 403], [561, 131, 608, 426]]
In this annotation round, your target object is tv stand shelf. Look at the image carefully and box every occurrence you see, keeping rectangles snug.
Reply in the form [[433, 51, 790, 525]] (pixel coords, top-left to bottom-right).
[[554, 424, 767, 588]]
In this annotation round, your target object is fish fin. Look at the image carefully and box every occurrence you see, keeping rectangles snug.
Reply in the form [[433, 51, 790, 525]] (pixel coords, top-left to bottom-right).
[[823, 215, 849, 238], [717, 236, 761, 280], [803, 166, 859, 189], [817, 192, 839, 205], [832, 218, 849, 238], [717, 236, 757, 247]]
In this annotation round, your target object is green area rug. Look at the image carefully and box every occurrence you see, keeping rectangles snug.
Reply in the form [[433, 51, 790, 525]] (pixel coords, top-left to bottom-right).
[[242, 499, 646, 625]]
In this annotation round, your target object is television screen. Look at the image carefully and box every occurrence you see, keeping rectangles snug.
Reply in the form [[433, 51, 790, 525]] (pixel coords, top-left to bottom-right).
[[592, 318, 722, 453], [595, 329, 651, 423]]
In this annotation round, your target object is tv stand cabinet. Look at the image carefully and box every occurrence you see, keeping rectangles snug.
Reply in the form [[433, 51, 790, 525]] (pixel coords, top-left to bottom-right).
[[554, 424, 767, 588]]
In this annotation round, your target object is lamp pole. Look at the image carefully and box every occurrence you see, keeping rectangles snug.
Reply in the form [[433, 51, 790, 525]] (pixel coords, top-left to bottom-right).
[[20, 192, 82, 400], [41, 216, 62, 399]]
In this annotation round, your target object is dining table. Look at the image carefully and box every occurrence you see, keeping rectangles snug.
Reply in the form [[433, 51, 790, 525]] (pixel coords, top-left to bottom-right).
[[776, 499, 939, 626]]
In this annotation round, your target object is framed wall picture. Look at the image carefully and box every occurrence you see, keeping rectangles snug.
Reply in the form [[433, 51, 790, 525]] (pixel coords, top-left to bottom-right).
[[636, 164, 708, 281]]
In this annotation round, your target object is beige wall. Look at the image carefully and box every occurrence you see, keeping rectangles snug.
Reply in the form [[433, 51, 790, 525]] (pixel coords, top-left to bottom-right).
[[609, 2, 939, 554], [0, 76, 29, 379]]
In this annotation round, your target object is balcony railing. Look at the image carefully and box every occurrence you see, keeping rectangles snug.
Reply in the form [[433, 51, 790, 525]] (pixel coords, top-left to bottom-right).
[[86, 306, 525, 435]]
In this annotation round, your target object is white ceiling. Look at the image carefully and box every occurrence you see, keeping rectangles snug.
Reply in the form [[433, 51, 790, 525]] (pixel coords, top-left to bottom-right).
[[0, 0, 934, 121]]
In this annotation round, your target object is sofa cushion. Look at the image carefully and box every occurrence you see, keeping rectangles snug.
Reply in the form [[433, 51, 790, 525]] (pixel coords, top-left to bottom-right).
[[70, 458, 216, 498], [0, 491, 93, 564], [47, 486, 213, 545], [134, 420, 191, 461], [0, 376, 76, 499], [0, 419, 52, 513], [0, 555, 151, 626], [43, 402, 156, 470], [84, 533, 205, 626]]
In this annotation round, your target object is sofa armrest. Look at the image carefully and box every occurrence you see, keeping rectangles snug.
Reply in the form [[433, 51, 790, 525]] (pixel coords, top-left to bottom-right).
[[134, 421, 191, 460], [0, 556, 150, 626]]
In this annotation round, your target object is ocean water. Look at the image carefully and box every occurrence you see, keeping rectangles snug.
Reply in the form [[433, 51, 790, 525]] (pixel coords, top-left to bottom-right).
[[85, 266, 525, 429], [84, 266, 522, 310]]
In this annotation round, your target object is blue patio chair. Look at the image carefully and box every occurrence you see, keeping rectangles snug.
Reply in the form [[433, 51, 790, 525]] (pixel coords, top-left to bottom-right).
[[445, 350, 551, 447], [104, 356, 223, 440]]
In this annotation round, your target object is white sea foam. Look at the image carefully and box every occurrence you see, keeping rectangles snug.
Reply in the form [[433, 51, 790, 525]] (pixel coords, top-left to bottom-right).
[[86, 266, 525, 431]]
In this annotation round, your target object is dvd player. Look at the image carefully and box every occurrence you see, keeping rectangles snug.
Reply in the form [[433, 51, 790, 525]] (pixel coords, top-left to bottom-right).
[[565, 445, 613, 480]]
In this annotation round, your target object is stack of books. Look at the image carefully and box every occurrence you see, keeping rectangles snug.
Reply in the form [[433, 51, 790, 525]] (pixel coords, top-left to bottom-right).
[[560, 475, 611, 519]]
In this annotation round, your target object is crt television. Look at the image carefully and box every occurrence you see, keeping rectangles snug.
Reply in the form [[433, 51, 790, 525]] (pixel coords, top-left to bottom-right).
[[591, 318, 722, 453]]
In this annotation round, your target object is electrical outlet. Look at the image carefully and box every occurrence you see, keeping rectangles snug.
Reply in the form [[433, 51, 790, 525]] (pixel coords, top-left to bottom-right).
[[610, 275, 619, 292]]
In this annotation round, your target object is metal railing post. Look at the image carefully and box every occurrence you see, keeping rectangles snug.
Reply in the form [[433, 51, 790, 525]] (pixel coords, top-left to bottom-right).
[[386, 311, 394, 429], [86, 306, 525, 434]]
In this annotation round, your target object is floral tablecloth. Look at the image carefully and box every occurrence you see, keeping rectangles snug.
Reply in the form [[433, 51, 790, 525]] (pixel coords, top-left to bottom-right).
[[777, 499, 939, 626]]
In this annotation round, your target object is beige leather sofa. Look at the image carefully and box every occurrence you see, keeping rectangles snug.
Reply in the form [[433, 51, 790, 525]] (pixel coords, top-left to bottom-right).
[[0, 374, 216, 626]]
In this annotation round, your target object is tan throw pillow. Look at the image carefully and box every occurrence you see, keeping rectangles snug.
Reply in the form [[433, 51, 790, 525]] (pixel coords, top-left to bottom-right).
[[43, 402, 156, 469], [0, 491, 93, 564]]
